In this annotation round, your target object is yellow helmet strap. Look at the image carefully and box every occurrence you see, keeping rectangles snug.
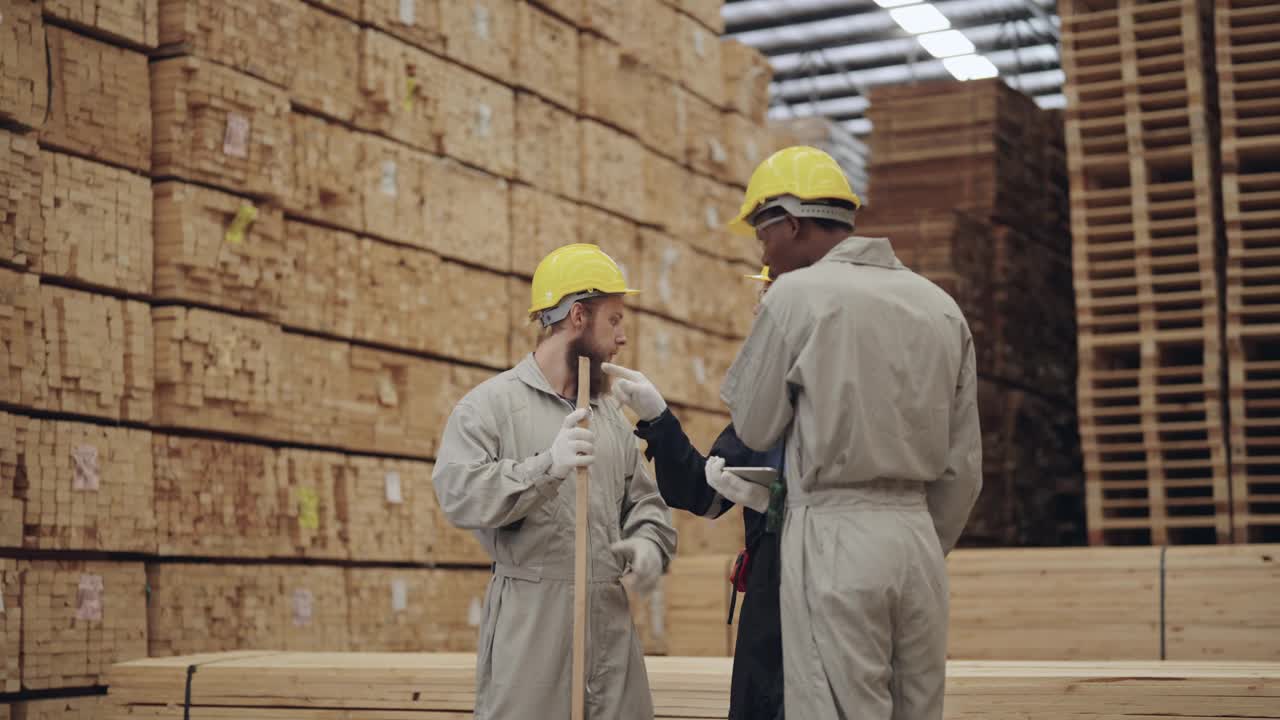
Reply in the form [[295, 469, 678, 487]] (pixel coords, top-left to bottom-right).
[[748, 195, 856, 229], [538, 290, 604, 328]]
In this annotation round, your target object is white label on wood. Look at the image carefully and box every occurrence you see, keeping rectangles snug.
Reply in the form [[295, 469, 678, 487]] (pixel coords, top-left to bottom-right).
[[694, 29, 707, 58], [655, 329, 671, 358], [467, 596, 483, 627], [745, 139, 760, 165], [378, 375, 399, 406], [704, 205, 719, 229], [76, 574, 104, 621], [385, 471, 403, 504], [293, 589, 314, 626], [399, 0, 416, 25], [380, 161, 399, 197], [223, 113, 251, 158], [391, 578, 408, 612], [709, 138, 727, 164], [473, 4, 491, 40], [658, 247, 679, 304], [692, 356, 708, 385], [475, 104, 492, 138], [71, 445, 100, 491], [0, 581, 5, 613]]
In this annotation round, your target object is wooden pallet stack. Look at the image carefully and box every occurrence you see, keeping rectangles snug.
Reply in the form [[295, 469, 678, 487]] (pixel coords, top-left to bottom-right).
[[1061, 0, 1230, 545], [1, 0, 790, 701], [855, 79, 1082, 546], [1218, 0, 1280, 544]]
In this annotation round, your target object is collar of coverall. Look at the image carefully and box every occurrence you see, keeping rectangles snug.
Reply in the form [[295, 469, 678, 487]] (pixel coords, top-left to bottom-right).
[[818, 235, 905, 271], [515, 353, 604, 407]]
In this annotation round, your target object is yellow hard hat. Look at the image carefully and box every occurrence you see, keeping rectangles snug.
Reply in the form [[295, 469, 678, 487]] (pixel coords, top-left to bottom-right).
[[744, 266, 771, 283], [528, 243, 638, 318], [727, 146, 863, 237]]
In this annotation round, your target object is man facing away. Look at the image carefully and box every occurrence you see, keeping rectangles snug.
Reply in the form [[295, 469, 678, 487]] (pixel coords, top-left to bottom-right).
[[432, 243, 677, 720], [720, 146, 983, 720]]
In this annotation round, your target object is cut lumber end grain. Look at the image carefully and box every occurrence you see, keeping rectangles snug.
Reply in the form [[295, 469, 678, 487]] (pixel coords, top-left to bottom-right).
[[293, 2, 362, 122], [687, 175, 754, 263], [634, 312, 735, 412], [276, 449, 351, 561], [722, 111, 771, 188], [289, 113, 363, 231], [437, 63, 516, 178], [357, 133, 432, 248], [0, 130, 44, 271], [19, 560, 147, 690], [511, 184, 581, 276], [679, 0, 724, 35], [0, 269, 44, 412], [360, 0, 445, 53], [529, 0, 581, 25], [515, 92, 581, 199], [640, 70, 684, 161], [156, 0, 301, 88], [682, 90, 730, 181], [1, 559, 20, 692], [150, 56, 291, 200], [20, 418, 157, 553], [0, 0, 48, 129], [676, 12, 723, 109], [41, 26, 151, 173], [152, 181, 285, 315], [39, 151, 153, 296], [439, 0, 516, 79], [0, 413, 25, 549], [38, 285, 153, 422], [579, 33, 648, 140], [355, 29, 446, 152], [430, 158, 512, 272], [624, 0, 679, 83], [152, 306, 283, 438], [517, 1, 578, 111], [346, 568, 489, 651], [153, 433, 290, 558], [720, 40, 772, 123], [643, 151, 695, 237], [580, 120, 646, 223], [346, 456, 424, 562], [45, 0, 159, 48], [577, 204, 640, 296]]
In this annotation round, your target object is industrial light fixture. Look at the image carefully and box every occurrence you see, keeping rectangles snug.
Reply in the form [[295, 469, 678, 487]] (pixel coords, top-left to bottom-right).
[[873, 0, 920, 7], [943, 54, 1000, 81], [917, 29, 976, 58], [890, 4, 951, 34]]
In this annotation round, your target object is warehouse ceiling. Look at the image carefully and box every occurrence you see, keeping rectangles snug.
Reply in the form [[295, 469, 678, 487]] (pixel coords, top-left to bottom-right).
[[722, 0, 1063, 137]]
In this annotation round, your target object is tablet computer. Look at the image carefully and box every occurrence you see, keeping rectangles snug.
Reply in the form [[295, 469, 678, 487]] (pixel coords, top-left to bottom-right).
[[725, 466, 778, 488]]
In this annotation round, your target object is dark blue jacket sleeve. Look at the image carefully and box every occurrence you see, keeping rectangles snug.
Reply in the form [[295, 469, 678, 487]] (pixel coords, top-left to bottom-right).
[[634, 409, 757, 517]]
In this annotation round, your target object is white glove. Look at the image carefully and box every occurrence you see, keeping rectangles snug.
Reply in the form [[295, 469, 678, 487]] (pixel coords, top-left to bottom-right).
[[611, 537, 664, 597], [705, 456, 770, 513], [602, 363, 668, 422], [549, 408, 594, 479]]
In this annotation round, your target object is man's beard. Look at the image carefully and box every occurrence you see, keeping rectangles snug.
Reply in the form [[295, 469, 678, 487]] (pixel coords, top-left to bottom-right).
[[566, 334, 611, 398]]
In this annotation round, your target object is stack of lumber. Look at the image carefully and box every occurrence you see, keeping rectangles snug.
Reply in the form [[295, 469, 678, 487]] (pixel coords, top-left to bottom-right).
[[104, 651, 1280, 719], [856, 79, 1081, 546], [1218, 0, 1280, 544], [1062, 0, 1230, 545]]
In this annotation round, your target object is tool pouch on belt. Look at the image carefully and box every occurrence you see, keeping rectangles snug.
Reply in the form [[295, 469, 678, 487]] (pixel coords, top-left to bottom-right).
[[727, 548, 751, 624]]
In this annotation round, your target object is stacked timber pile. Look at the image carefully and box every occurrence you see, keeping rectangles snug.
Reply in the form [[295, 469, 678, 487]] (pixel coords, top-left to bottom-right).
[[1, 0, 791, 700], [104, 650, 1280, 719], [856, 79, 1082, 547], [1061, 0, 1230, 545], [1218, 0, 1280, 544]]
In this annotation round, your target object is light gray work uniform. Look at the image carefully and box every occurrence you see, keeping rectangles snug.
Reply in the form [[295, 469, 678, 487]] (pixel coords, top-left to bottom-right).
[[433, 354, 677, 720], [721, 236, 982, 720]]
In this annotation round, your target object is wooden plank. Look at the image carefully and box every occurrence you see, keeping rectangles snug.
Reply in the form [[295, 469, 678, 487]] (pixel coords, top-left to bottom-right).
[[7, 696, 101, 720], [277, 450, 350, 561], [347, 456, 422, 562], [675, 11, 722, 108], [682, 89, 729, 181], [156, 0, 300, 87], [19, 417, 156, 553], [359, 0, 445, 54], [20, 560, 146, 690], [412, 462, 488, 565], [640, 72, 684, 162], [151, 57, 291, 200], [687, 174, 754, 264], [722, 111, 771, 188], [0, 414, 24, 548], [153, 434, 288, 558], [44, 0, 158, 47], [152, 181, 285, 315], [677, 0, 724, 35], [0, 558, 19, 691], [39, 285, 153, 422], [289, 113, 363, 231], [346, 568, 489, 652], [428, 158, 512, 272], [665, 555, 733, 656], [1166, 545, 1280, 660], [438, 0, 516, 80], [721, 40, 772, 124], [42, 27, 150, 173], [0, 269, 44, 411], [636, 231, 753, 337], [643, 151, 696, 238], [580, 120, 646, 222], [354, 29, 448, 152], [357, 133, 431, 247], [1, 130, 43, 271], [579, 33, 646, 140], [516, 2, 577, 111], [624, 0, 679, 83], [634, 313, 736, 412], [514, 92, 580, 200], [1, 0, 47, 129], [435, 61, 515, 178], [510, 184, 580, 276], [293, 2, 361, 122], [39, 151, 152, 295]]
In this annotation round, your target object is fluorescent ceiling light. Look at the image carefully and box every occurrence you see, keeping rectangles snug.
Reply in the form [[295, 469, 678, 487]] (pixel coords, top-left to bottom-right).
[[874, 0, 920, 7], [943, 54, 1001, 81], [917, 29, 976, 58], [890, 4, 951, 34]]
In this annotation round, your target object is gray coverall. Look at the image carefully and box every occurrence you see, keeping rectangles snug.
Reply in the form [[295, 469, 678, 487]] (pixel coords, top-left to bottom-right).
[[433, 354, 678, 720], [721, 236, 982, 720]]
